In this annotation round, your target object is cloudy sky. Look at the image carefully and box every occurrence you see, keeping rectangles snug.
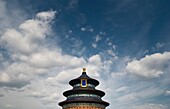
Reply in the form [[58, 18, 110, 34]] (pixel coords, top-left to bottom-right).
[[0, 0, 170, 109]]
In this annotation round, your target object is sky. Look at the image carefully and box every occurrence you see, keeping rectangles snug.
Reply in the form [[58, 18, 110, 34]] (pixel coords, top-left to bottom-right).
[[0, 0, 170, 109]]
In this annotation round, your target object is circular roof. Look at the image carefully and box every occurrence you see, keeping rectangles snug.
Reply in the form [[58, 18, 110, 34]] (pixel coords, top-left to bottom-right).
[[63, 88, 105, 97], [58, 99, 109, 107], [69, 72, 99, 86]]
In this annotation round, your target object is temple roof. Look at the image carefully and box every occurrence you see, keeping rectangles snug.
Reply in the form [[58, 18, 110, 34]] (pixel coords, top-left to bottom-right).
[[58, 99, 109, 106], [63, 88, 105, 97], [69, 72, 99, 86]]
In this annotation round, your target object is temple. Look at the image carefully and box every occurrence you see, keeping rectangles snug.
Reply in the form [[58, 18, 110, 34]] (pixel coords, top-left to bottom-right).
[[58, 68, 109, 109]]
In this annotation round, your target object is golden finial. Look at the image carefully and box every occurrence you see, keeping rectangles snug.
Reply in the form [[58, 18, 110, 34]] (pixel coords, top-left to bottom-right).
[[83, 68, 86, 72]]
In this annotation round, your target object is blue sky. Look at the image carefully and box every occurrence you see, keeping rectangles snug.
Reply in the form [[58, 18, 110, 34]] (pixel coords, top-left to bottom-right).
[[0, 0, 170, 109]]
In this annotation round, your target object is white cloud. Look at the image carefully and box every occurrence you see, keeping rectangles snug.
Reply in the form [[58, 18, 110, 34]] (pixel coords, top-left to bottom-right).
[[88, 54, 101, 65], [0, 63, 32, 88], [92, 43, 97, 48], [117, 93, 137, 102], [108, 42, 112, 46], [95, 34, 102, 42], [1, 29, 37, 55], [36, 11, 56, 21], [143, 50, 149, 55], [89, 28, 94, 32], [0, 11, 56, 55], [81, 27, 86, 31], [5, 104, 16, 108], [41, 93, 60, 105], [112, 45, 116, 50], [116, 86, 128, 92], [92, 34, 102, 48], [20, 50, 86, 69], [156, 42, 165, 49], [0, 73, 10, 83], [80, 26, 94, 32], [0, 10, 86, 89], [85, 54, 103, 77], [106, 37, 117, 51], [126, 52, 170, 78], [46, 68, 82, 85], [99, 31, 106, 35], [46, 54, 103, 86], [165, 90, 170, 95], [111, 72, 125, 78], [131, 104, 167, 109], [29, 88, 61, 105], [136, 85, 165, 99], [107, 49, 117, 57], [30, 91, 47, 98]]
